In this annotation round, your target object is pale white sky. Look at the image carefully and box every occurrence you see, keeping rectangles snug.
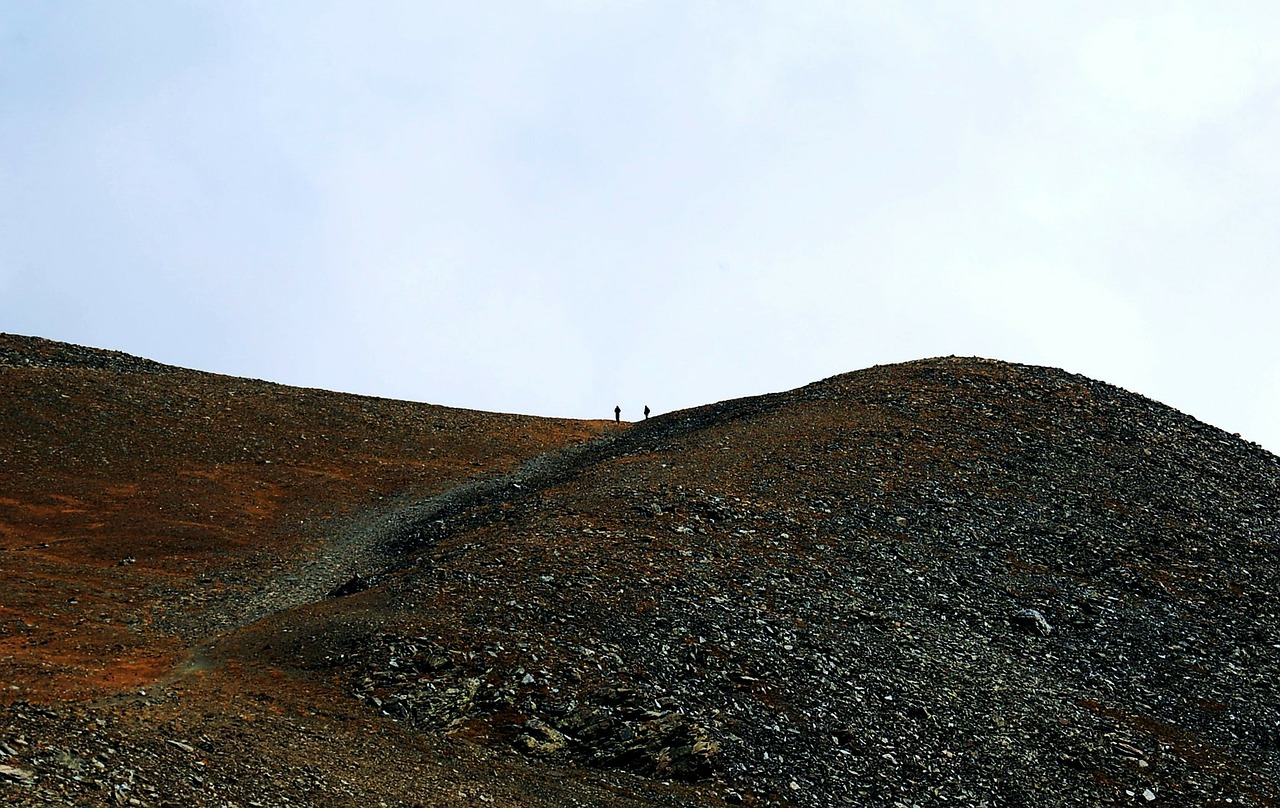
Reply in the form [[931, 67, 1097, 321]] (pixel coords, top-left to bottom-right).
[[3, 2, 1279, 449]]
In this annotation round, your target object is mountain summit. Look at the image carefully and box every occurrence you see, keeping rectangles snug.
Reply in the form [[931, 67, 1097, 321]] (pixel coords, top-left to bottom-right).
[[2, 335, 1277, 806]]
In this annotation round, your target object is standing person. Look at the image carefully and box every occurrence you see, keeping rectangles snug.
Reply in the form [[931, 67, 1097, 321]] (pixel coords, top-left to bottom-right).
[[614, 405, 621, 423], [644, 405, 650, 420]]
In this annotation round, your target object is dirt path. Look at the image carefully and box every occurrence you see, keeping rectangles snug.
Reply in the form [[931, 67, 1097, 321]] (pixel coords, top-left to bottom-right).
[[163, 425, 636, 652]]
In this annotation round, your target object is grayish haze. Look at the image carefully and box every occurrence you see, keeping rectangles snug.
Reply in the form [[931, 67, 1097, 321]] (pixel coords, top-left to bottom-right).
[[3, 2, 1279, 449]]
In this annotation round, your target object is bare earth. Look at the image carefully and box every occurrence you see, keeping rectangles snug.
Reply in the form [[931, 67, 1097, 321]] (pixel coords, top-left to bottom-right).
[[1, 334, 1277, 807]]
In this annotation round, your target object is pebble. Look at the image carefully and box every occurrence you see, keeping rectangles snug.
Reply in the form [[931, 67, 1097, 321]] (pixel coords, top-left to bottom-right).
[[0, 764, 34, 783], [1009, 608, 1053, 636]]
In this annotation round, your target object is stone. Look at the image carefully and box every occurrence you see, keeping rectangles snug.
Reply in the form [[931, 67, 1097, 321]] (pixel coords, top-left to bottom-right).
[[326, 573, 372, 599], [1009, 608, 1052, 636], [0, 764, 33, 783], [517, 718, 568, 755]]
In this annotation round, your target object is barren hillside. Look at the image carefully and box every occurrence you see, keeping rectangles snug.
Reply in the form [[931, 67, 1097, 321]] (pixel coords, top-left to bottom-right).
[[2, 335, 1277, 806]]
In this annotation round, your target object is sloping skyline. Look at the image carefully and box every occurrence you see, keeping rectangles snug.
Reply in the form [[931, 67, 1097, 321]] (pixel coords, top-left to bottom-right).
[[4, 2, 1279, 448]]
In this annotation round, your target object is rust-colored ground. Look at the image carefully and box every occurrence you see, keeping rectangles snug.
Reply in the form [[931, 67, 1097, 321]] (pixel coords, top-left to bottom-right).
[[0, 341, 605, 704]]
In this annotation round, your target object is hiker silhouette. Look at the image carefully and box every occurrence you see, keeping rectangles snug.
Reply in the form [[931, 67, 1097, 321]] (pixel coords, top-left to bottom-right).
[[644, 405, 650, 419], [614, 405, 621, 423]]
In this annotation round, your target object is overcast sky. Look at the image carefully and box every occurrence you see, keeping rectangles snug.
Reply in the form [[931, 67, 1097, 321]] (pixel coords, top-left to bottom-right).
[[3, 2, 1280, 450]]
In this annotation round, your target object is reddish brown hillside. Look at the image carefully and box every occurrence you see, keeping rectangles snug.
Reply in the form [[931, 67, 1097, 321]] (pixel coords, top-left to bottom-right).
[[0, 334, 607, 702], [2, 337, 1278, 807], [2, 336, 702, 807]]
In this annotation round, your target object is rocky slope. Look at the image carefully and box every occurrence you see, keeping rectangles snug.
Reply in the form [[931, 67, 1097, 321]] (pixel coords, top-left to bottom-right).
[[2, 335, 1277, 806]]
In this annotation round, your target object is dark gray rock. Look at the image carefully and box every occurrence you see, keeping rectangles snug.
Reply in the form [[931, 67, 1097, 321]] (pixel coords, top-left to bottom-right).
[[1009, 608, 1053, 636]]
